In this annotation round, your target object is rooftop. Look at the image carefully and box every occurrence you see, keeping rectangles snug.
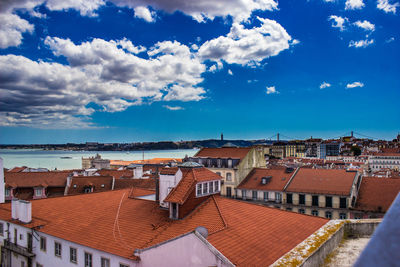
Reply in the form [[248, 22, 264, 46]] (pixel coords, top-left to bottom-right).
[[5, 171, 70, 188], [194, 147, 251, 159], [0, 190, 328, 266], [237, 167, 293, 191], [285, 168, 357, 196]]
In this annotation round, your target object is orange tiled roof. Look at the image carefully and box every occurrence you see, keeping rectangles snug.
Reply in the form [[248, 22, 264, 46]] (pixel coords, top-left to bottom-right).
[[110, 158, 182, 166], [159, 167, 179, 175], [113, 178, 156, 190], [5, 172, 69, 188], [67, 176, 114, 195], [0, 191, 328, 266], [128, 187, 156, 198], [194, 147, 251, 159], [285, 168, 357, 196], [7, 166, 27, 172], [237, 167, 293, 191], [164, 167, 222, 204], [98, 169, 133, 179], [355, 177, 400, 212]]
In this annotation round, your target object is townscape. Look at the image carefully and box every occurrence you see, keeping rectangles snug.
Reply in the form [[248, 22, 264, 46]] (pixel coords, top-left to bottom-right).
[[0, 132, 399, 266]]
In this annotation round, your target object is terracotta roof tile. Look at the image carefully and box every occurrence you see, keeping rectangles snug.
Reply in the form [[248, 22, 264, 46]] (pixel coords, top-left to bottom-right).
[[164, 167, 221, 204], [286, 168, 357, 196], [113, 178, 156, 190], [159, 167, 179, 175], [5, 172, 69, 188], [194, 147, 251, 159], [237, 167, 293, 191], [67, 176, 114, 195], [355, 177, 400, 212], [0, 191, 328, 265], [98, 169, 133, 179]]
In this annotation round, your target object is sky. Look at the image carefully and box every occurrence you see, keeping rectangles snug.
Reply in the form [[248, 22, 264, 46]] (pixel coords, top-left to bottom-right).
[[0, 0, 399, 144]]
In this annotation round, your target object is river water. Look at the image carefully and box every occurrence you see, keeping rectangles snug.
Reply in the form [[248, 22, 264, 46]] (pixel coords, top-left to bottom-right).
[[0, 149, 199, 170]]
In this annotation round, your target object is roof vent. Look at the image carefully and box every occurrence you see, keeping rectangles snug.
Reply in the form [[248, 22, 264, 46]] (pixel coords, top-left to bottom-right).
[[101, 184, 105, 188], [195, 226, 208, 238], [285, 167, 294, 173], [261, 176, 272, 185]]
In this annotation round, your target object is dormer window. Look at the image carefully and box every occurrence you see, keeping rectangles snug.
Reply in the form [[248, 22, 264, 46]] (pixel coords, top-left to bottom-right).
[[35, 188, 42, 197], [203, 183, 208, 194], [197, 184, 202, 195], [5, 189, 10, 197], [196, 180, 220, 197], [228, 159, 232, 168]]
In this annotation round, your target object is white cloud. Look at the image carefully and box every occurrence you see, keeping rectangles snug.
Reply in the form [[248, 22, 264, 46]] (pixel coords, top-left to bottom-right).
[[323, 0, 336, 2], [163, 105, 184, 110], [0, 36, 208, 127], [377, 0, 400, 14], [198, 17, 292, 66], [346, 81, 364, 88], [349, 39, 374, 48], [320, 82, 331, 89], [114, 38, 146, 54], [208, 65, 217, 72], [353, 20, 375, 31], [134, 6, 155, 22], [112, 0, 278, 22], [386, 37, 395, 43], [266, 86, 279, 94], [345, 0, 365, 10], [228, 69, 233, 75], [328, 15, 348, 31], [0, 13, 34, 49]]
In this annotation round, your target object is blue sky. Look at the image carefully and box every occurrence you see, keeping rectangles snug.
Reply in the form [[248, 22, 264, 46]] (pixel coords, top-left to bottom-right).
[[0, 0, 399, 144]]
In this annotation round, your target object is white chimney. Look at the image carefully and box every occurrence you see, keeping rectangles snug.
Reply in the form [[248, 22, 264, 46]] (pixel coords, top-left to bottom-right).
[[134, 166, 143, 179], [0, 157, 4, 203], [18, 200, 32, 224], [11, 198, 19, 220]]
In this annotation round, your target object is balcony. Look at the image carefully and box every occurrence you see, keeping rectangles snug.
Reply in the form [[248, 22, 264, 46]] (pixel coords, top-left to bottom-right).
[[3, 240, 35, 258]]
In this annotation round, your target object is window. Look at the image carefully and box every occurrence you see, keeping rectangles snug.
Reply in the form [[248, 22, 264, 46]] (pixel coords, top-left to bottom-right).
[[35, 188, 42, 196], [298, 208, 305, 214], [339, 213, 347, 219], [312, 195, 319, 206], [70, 247, 77, 263], [216, 172, 221, 176], [242, 190, 246, 199], [252, 190, 257, 200], [226, 187, 232, 197], [5, 188, 10, 197], [263, 192, 268, 201], [120, 264, 129, 267], [85, 252, 92, 267], [228, 159, 232, 168], [21, 262, 25, 267], [286, 207, 292, 211], [36, 264, 43, 267], [226, 172, 232, 181], [299, 194, 305, 205], [286, 193, 293, 204], [209, 181, 214, 193], [326, 196, 332, 208], [340, 197, 347, 209], [196, 184, 202, 196], [214, 181, 219, 192], [203, 182, 208, 194], [55, 241, 62, 257], [40, 236, 46, 251], [0, 223, 3, 236], [101, 257, 110, 267], [276, 193, 282, 201], [312, 210, 319, 216], [14, 228, 17, 244], [325, 211, 332, 219]]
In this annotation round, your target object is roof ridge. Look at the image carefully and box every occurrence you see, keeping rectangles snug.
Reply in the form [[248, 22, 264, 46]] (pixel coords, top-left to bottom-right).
[[209, 195, 228, 235]]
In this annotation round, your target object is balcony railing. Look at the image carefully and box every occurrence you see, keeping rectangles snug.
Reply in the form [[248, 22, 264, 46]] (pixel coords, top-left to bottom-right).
[[3, 240, 35, 258]]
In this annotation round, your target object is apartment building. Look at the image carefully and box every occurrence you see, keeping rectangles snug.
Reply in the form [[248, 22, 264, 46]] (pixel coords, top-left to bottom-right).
[[283, 168, 361, 219], [317, 141, 340, 159], [186, 146, 266, 197], [0, 161, 330, 267], [368, 152, 400, 171]]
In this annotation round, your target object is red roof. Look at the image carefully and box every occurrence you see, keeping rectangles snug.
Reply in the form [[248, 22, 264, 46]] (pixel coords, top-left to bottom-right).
[[194, 147, 251, 159], [67, 176, 114, 195], [98, 169, 133, 179], [0, 191, 328, 266], [113, 178, 156, 190], [5, 172, 69, 188], [7, 166, 27, 172], [159, 167, 179, 175], [285, 168, 358, 196], [355, 177, 400, 212], [237, 167, 293, 191], [164, 167, 221, 204]]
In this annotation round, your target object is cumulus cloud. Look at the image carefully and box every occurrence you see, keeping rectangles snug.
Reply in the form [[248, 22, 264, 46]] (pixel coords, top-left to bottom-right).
[[345, 0, 365, 10], [112, 0, 278, 22], [349, 39, 374, 48], [0, 13, 34, 49], [0, 36, 208, 127], [266, 86, 279, 94], [228, 69, 233, 75], [320, 82, 331, 89], [353, 20, 375, 31], [198, 17, 292, 66], [163, 105, 184, 110], [134, 6, 156, 22], [377, 0, 400, 14], [346, 81, 364, 88], [386, 37, 395, 43], [328, 15, 348, 31]]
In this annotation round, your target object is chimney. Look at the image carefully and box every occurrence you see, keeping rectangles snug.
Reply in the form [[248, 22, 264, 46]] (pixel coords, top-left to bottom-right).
[[0, 157, 4, 203], [11, 199, 32, 223]]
